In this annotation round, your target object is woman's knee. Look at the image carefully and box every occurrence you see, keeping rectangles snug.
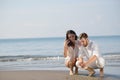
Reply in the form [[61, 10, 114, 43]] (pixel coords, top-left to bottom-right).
[[65, 61, 69, 67], [65, 61, 73, 67]]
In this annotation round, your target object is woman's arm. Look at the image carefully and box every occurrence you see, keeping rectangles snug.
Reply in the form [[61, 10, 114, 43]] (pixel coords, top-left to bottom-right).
[[64, 46, 68, 57], [63, 40, 69, 57]]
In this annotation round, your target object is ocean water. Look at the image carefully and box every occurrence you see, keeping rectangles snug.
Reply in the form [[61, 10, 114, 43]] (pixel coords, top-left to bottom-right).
[[0, 36, 120, 71]]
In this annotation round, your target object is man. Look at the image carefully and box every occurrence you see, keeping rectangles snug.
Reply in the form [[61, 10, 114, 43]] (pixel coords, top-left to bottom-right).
[[76, 33, 105, 77]]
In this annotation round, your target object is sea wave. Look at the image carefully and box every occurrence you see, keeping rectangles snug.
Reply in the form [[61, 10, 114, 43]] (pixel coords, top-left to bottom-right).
[[0, 54, 120, 66], [103, 54, 120, 66], [0, 55, 64, 62]]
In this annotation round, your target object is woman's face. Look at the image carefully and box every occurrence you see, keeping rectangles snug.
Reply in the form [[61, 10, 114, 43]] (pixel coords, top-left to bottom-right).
[[68, 33, 75, 42]]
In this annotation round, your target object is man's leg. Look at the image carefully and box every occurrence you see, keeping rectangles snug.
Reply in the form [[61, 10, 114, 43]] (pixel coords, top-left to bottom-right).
[[76, 57, 83, 68], [85, 67, 95, 77], [98, 57, 105, 76]]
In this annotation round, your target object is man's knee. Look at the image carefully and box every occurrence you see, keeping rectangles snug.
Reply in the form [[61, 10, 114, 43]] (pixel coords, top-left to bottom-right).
[[76, 61, 81, 68]]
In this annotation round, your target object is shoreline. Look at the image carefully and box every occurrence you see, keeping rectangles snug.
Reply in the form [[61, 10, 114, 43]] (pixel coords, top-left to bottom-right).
[[0, 66, 120, 80]]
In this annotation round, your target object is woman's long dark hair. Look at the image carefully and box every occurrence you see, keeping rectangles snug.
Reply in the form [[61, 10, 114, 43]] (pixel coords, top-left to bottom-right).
[[66, 30, 78, 40]]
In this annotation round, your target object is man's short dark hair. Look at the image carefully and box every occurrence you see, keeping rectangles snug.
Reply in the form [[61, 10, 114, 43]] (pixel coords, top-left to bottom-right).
[[79, 32, 88, 39]]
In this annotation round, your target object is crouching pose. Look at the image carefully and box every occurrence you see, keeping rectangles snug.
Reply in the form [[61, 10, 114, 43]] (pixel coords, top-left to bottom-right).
[[76, 33, 105, 77], [64, 30, 79, 75]]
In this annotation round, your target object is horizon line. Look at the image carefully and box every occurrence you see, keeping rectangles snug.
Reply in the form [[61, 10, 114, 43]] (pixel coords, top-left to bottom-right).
[[0, 35, 120, 40]]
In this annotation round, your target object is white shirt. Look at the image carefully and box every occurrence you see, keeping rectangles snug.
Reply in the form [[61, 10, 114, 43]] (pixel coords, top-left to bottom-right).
[[78, 40, 105, 68], [79, 40, 100, 61], [65, 40, 79, 61]]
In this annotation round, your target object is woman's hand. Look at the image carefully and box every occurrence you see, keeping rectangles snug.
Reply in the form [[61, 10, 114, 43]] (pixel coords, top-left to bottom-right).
[[64, 40, 70, 48]]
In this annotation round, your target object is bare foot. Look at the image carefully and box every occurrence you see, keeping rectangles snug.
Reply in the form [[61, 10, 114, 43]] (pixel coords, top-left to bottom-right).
[[100, 72, 104, 77], [88, 71, 95, 77], [69, 71, 74, 75], [86, 67, 95, 77]]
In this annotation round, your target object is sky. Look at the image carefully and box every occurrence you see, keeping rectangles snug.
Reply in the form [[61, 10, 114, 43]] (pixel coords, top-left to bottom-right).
[[0, 0, 120, 39]]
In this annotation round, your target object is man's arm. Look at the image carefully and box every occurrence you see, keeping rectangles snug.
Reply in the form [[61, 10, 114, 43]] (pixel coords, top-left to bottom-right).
[[77, 46, 85, 67], [84, 43, 99, 67], [84, 55, 97, 67]]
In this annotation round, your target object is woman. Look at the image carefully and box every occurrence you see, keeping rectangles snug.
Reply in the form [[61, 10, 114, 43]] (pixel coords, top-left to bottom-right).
[[64, 30, 80, 75]]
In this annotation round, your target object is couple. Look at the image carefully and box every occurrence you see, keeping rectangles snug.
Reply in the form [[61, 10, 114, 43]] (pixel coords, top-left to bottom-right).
[[64, 30, 105, 77]]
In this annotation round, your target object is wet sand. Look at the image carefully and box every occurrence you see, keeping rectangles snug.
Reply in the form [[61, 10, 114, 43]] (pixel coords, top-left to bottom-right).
[[0, 69, 120, 80]]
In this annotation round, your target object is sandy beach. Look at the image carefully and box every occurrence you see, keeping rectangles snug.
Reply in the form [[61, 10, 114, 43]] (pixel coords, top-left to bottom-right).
[[0, 66, 120, 80]]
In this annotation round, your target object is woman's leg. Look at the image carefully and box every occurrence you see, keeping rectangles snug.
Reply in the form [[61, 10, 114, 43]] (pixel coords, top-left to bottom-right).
[[65, 60, 74, 75], [75, 66, 78, 74], [65, 60, 70, 68], [69, 61, 74, 75], [100, 68, 104, 76]]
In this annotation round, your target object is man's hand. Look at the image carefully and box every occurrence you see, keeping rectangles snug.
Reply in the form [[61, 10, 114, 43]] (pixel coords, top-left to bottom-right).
[[80, 62, 87, 68]]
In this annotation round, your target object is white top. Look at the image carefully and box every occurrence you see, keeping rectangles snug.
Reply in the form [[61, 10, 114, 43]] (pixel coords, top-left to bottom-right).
[[79, 40, 100, 61], [65, 40, 79, 61]]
